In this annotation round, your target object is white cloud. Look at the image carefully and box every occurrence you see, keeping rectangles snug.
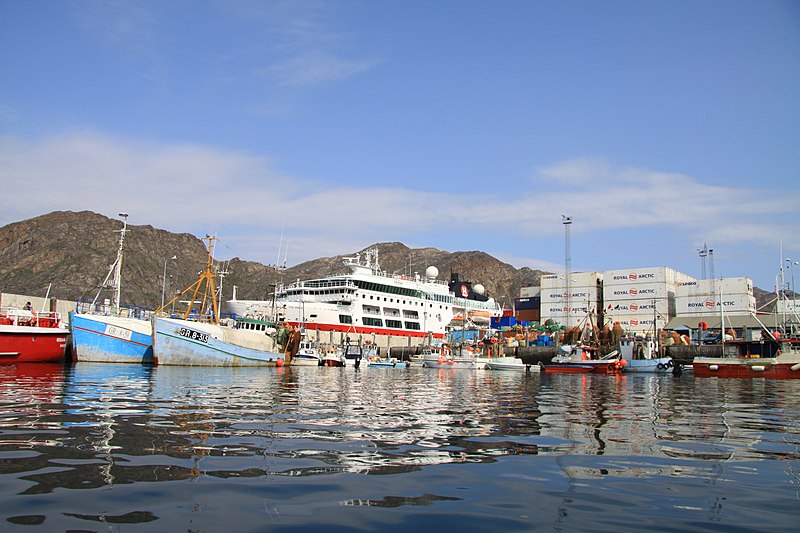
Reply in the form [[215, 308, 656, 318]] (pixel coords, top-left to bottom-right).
[[1, 134, 798, 272]]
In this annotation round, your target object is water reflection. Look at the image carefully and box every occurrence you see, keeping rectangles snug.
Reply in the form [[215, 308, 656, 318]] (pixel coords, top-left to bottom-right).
[[1, 364, 798, 530]]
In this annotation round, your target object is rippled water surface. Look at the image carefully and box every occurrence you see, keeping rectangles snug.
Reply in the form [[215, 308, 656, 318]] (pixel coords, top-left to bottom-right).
[[1, 363, 799, 531]]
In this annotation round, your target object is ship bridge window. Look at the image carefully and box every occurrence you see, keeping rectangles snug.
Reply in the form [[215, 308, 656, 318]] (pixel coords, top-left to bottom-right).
[[386, 319, 402, 328], [363, 317, 383, 327], [339, 315, 352, 324]]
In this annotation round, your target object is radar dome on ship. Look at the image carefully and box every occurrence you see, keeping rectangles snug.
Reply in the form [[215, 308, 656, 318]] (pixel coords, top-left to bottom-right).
[[473, 284, 485, 295], [425, 266, 439, 279]]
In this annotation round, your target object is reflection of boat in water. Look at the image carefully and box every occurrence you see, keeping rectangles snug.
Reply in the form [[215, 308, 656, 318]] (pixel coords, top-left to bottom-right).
[[619, 335, 674, 373], [0, 307, 68, 364], [541, 345, 624, 374]]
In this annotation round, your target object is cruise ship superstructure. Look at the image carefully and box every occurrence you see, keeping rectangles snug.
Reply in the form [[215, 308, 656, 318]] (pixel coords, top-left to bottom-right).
[[226, 248, 501, 341]]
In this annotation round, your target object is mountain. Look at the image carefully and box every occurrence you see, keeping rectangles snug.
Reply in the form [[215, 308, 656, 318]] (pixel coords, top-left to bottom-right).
[[0, 211, 544, 309], [0, 211, 784, 313]]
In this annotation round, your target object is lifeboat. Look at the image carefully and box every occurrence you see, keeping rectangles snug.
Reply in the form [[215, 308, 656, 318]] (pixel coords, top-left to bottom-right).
[[468, 310, 491, 325]]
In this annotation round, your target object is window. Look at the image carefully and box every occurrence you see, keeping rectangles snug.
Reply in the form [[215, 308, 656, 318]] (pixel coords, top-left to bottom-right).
[[339, 315, 352, 324], [363, 317, 383, 327], [404, 321, 421, 330], [386, 319, 402, 328]]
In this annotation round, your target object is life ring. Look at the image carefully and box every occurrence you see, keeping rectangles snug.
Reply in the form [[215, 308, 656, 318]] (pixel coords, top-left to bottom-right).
[[657, 362, 665, 370]]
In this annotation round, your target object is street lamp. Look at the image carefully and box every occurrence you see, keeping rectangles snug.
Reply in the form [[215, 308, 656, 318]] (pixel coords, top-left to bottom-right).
[[161, 255, 177, 309]]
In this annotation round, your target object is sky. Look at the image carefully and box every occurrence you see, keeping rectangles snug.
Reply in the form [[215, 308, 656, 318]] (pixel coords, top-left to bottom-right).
[[1, 0, 799, 293]]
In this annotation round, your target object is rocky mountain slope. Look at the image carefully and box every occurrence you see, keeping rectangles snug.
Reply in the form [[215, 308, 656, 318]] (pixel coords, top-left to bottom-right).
[[0, 211, 544, 309]]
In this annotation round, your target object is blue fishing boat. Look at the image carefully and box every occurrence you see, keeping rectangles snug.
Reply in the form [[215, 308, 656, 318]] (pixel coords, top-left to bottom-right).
[[71, 313, 153, 364], [71, 213, 156, 364]]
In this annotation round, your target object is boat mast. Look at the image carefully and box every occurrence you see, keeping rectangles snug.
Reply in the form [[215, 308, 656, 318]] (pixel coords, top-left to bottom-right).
[[112, 213, 129, 315]]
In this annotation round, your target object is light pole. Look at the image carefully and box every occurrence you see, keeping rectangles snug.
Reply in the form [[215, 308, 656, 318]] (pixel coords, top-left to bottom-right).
[[161, 255, 177, 309]]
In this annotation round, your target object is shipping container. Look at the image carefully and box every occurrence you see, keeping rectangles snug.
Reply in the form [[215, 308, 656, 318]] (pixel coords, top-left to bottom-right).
[[675, 293, 756, 317], [603, 281, 673, 300], [602, 266, 676, 287], [515, 309, 540, 323], [541, 271, 602, 289], [514, 297, 540, 311], [776, 299, 800, 314], [519, 286, 540, 298], [675, 277, 753, 298], [603, 298, 671, 316], [540, 287, 601, 304], [603, 312, 668, 333], [540, 303, 592, 315]]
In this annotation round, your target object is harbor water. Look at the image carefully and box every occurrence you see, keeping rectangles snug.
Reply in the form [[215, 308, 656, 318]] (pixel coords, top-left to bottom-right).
[[1, 364, 798, 531]]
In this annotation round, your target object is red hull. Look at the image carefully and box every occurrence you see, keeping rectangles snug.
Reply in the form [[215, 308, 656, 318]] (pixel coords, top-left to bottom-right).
[[0, 328, 68, 364], [693, 361, 800, 379]]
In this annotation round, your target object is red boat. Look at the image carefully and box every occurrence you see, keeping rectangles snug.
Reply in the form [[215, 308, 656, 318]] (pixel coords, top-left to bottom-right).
[[542, 344, 626, 374], [0, 307, 69, 364], [693, 337, 800, 379]]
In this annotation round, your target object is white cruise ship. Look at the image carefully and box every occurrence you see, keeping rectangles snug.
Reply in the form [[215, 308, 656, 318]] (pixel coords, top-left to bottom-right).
[[225, 248, 502, 341]]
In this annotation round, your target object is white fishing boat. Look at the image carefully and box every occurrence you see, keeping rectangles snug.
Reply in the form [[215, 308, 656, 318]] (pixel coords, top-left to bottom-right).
[[291, 339, 322, 366], [421, 344, 476, 369], [226, 248, 502, 342], [619, 335, 674, 373], [367, 356, 408, 368], [486, 356, 533, 371], [320, 344, 346, 367]]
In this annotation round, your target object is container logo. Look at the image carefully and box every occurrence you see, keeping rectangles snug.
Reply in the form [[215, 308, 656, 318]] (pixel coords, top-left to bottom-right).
[[630, 288, 638, 296], [630, 318, 639, 326], [704, 300, 715, 308], [630, 304, 638, 311], [629, 273, 638, 281]]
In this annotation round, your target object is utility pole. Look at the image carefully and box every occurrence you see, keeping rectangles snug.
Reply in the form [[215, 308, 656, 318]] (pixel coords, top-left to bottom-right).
[[562, 215, 572, 327]]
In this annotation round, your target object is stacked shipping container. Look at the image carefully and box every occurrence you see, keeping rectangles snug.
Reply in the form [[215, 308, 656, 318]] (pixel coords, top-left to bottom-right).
[[602, 267, 692, 333], [539, 272, 602, 328], [675, 278, 756, 317]]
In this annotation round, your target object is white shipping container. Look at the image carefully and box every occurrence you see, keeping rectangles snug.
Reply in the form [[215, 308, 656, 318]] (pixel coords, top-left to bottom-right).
[[675, 277, 753, 298], [602, 266, 675, 287], [603, 281, 673, 300], [540, 287, 601, 304], [675, 294, 756, 317], [776, 298, 800, 315], [604, 298, 671, 316], [540, 303, 592, 315], [541, 271, 602, 289], [519, 286, 540, 298], [603, 312, 668, 333]]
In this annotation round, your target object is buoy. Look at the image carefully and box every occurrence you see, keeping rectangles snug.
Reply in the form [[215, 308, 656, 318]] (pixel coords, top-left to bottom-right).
[[750, 366, 766, 372], [790, 362, 800, 372], [709, 364, 719, 371], [276, 358, 284, 367]]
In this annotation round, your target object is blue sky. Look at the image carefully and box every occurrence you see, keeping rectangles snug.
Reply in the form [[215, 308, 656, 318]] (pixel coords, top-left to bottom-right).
[[1, 0, 798, 293]]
